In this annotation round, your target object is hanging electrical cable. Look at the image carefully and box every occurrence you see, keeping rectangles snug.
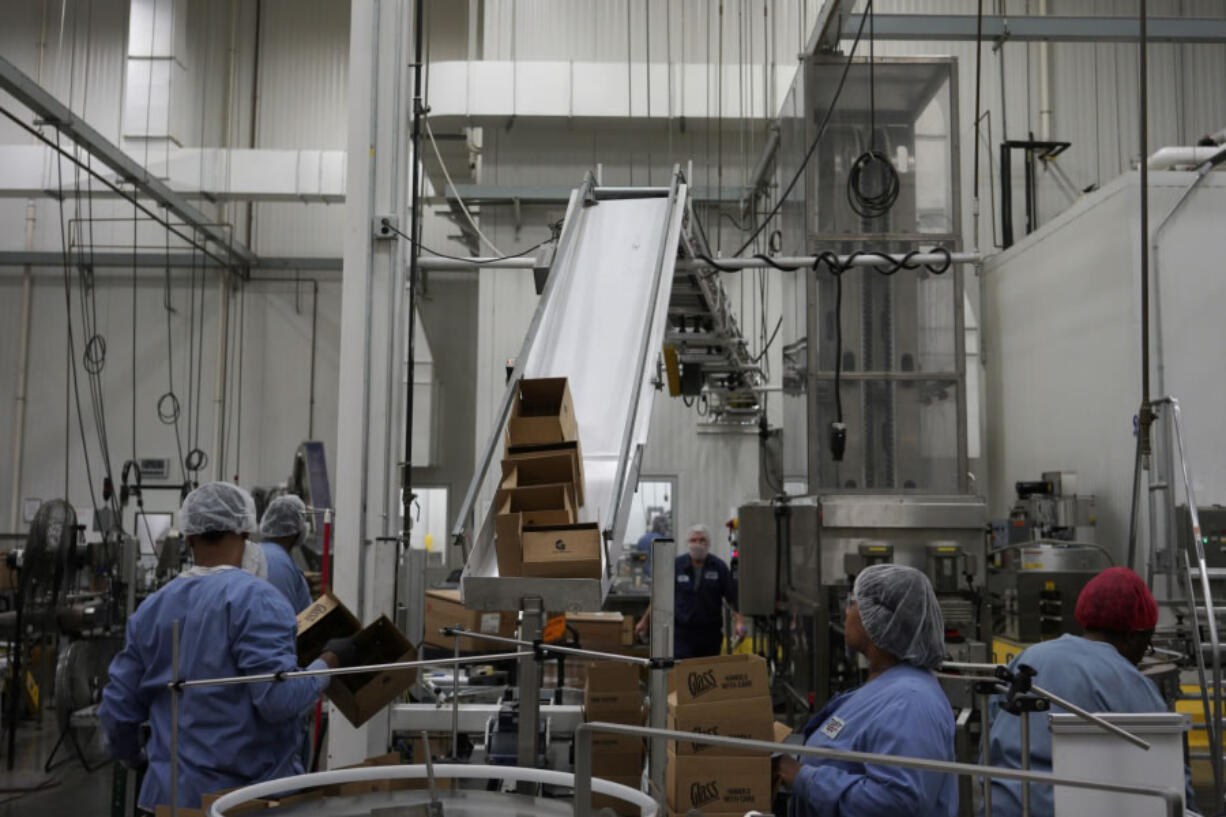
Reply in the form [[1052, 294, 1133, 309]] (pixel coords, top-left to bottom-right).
[[378, 218, 551, 264], [812, 247, 953, 462], [845, 1, 899, 221], [733, 2, 873, 256]]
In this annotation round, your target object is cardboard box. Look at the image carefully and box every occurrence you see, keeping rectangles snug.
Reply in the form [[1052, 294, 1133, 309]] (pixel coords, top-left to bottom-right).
[[507, 377, 578, 447], [586, 660, 642, 692], [592, 729, 646, 754], [494, 484, 577, 576], [198, 792, 274, 815], [586, 688, 641, 714], [423, 589, 516, 650], [500, 450, 585, 507], [593, 750, 645, 778], [589, 773, 643, 816], [773, 721, 794, 743], [155, 809, 206, 817], [522, 523, 602, 579], [667, 692, 774, 756], [567, 612, 632, 651], [505, 440, 586, 506], [666, 750, 772, 814], [297, 594, 418, 727], [670, 653, 769, 707]]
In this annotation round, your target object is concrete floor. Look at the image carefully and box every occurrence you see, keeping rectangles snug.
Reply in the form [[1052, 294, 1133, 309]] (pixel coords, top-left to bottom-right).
[[0, 712, 117, 817]]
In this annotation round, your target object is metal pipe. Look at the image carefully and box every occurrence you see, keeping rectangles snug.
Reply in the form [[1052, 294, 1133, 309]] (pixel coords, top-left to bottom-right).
[[1030, 682, 1151, 751], [572, 723, 1186, 817], [1019, 711, 1031, 817], [172, 650, 532, 689], [1138, 0, 1152, 466], [648, 537, 675, 806], [451, 633, 460, 758], [980, 690, 994, 817], [308, 279, 318, 438], [8, 201, 35, 532], [418, 250, 982, 272], [442, 627, 654, 667], [171, 619, 181, 816], [400, 0, 426, 545], [517, 598, 543, 791], [211, 274, 232, 480]]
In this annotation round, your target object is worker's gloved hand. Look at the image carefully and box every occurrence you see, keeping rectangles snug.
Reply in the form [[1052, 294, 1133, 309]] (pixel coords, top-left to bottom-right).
[[323, 635, 361, 668], [633, 617, 648, 640]]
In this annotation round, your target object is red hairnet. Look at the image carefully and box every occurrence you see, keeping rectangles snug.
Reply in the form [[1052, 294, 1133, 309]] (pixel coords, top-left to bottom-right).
[[1074, 567, 1158, 632]]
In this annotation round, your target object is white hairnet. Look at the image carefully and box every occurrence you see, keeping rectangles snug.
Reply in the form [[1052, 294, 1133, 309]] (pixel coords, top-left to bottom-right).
[[686, 524, 711, 543], [179, 482, 258, 537], [242, 541, 269, 579], [853, 564, 946, 670], [260, 494, 308, 542]]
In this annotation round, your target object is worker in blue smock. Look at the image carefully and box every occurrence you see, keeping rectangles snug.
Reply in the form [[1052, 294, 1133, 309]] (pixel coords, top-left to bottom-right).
[[987, 566, 1193, 817], [777, 564, 957, 816], [99, 482, 361, 812], [634, 524, 745, 658], [258, 494, 314, 614]]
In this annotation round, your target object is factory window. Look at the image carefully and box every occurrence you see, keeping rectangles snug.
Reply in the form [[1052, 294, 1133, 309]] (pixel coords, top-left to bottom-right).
[[622, 477, 676, 546], [407, 486, 448, 552]]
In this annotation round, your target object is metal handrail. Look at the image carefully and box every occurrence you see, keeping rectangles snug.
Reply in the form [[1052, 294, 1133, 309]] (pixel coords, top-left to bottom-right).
[[572, 722, 1185, 817], [168, 651, 533, 690], [439, 627, 655, 667], [1155, 395, 1224, 805]]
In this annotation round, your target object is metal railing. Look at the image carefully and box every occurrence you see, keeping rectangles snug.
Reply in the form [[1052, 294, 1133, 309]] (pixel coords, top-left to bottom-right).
[[572, 722, 1185, 817]]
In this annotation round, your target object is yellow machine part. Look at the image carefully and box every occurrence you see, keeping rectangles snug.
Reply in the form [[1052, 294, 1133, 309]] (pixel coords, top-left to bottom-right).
[[991, 637, 1032, 667]]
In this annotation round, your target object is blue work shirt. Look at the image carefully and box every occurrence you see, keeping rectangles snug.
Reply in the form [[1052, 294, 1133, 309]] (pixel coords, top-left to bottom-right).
[[673, 553, 737, 659], [795, 663, 958, 817], [987, 633, 1189, 817], [99, 567, 328, 810], [260, 541, 313, 613]]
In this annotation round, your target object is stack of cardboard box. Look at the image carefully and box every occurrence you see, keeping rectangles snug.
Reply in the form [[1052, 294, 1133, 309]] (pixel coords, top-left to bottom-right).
[[422, 588, 518, 651], [666, 654, 774, 816], [495, 377, 599, 580], [584, 661, 646, 815]]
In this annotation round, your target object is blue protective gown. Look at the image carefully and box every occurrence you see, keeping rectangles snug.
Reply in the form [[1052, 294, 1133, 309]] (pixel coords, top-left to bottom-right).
[[672, 553, 737, 659], [987, 633, 1189, 817], [99, 567, 328, 810], [794, 663, 958, 817], [260, 541, 313, 613]]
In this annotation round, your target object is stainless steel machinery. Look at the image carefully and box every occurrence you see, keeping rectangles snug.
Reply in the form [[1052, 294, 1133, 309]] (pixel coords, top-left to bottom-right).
[[737, 494, 987, 705]]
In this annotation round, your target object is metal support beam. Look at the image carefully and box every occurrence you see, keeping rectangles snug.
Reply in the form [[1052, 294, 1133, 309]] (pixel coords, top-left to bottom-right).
[[648, 538, 675, 807], [0, 251, 343, 271], [844, 14, 1226, 43], [0, 55, 258, 268]]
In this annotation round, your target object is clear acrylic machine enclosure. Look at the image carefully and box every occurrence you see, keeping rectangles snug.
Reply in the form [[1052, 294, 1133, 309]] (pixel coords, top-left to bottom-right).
[[776, 56, 966, 494]]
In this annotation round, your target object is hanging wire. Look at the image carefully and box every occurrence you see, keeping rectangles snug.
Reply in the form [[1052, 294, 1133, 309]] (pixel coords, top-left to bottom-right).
[[845, 1, 900, 221]]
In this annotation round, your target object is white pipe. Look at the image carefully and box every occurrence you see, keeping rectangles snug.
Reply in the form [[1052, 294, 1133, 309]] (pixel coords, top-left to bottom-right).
[[1147, 146, 1226, 170], [1038, 0, 1052, 141], [207, 764, 659, 817]]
